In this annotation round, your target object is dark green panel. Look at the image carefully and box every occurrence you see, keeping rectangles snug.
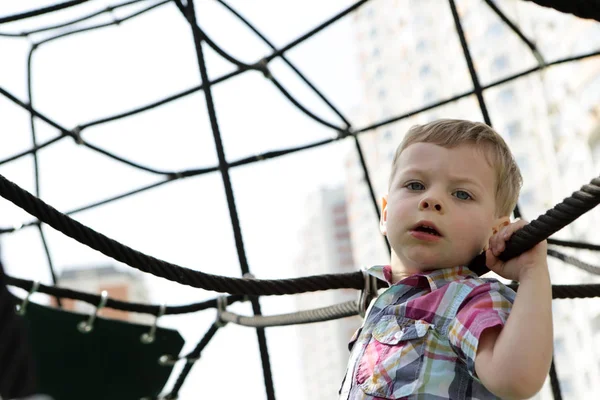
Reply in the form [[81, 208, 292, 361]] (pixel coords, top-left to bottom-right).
[[17, 296, 184, 400]]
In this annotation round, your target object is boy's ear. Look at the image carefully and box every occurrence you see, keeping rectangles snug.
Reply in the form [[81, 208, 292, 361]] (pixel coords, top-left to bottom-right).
[[491, 216, 511, 234], [379, 195, 388, 236]]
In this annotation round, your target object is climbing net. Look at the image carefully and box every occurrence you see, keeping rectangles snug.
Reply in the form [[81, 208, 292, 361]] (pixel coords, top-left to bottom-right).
[[1, 0, 600, 398]]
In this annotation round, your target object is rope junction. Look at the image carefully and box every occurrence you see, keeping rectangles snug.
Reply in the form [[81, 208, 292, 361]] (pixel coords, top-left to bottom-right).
[[1, 0, 599, 398]]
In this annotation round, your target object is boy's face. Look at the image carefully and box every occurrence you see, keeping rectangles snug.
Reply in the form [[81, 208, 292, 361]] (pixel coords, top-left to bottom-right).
[[382, 142, 508, 272]]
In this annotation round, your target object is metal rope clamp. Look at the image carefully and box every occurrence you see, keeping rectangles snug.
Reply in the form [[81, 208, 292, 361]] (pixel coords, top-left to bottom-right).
[[215, 295, 228, 328], [141, 303, 166, 344], [15, 280, 40, 316], [78, 290, 108, 333], [358, 270, 378, 318]]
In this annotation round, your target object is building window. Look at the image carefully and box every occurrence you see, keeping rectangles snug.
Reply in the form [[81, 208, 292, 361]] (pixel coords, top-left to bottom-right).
[[423, 89, 436, 103], [416, 39, 427, 52], [370, 27, 377, 38], [516, 155, 530, 171], [383, 130, 393, 140], [375, 67, 384, 79], [589, 125, 600, 168], [492, 55, 509, 71], [519, 189, 534, 205], [497, 88, 514, 105], [554, 336, 565, 355], [378, 88, 387, 99], [592, 312, 600, 333], [419, 65, 431, 78], [372, 47, 380, 58], [486, 22, 504, 37], [505, 121, 521, 139], [559, 379, 573, 396]]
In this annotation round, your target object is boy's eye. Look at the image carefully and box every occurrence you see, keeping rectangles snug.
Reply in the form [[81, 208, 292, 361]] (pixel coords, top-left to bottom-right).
[[406, 182, 425, 190], [454, 190, 472, 200]]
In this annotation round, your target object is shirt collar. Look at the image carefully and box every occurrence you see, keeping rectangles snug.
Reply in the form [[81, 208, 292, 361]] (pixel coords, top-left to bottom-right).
[[365, 264, 478, 291]]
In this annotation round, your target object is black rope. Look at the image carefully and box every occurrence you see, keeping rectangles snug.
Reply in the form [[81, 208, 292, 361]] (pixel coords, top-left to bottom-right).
[[75, 69, 247, 132], [549, 357, 563, 400], [6, 272, 600, 330], [1, 2, 599, 398], [180, 0, 250, 296], [263, 0, 370, 63], [0, 171, 363, 294], [172, 0, 254, 71], [497, 177, 600, 262], [548, 238, 600, 251], [220, 281, 600, 328], [268, 76, 345, 131], [26, 40, 62, 308], [354, 49, 600, 135], [2, 48, 598, 178], [484, 0, 546, 64], [548, 284, 600, 299], [0, 135, 67, 167], [0, 137, 337, 235], [164, 323, 221, 399], [449, 0, 492, 126], [180, 1, 275, 398], [1, 0, 600, 296], [448, 0, 528, 222], [523, 0, 600, 22], [79, 46, 597, 151], [31, 0, 169, 46], [5, 274, 245, 315], [215, 0, 352, 128], [2, 169, 600, 294], [0, 0, 90, 24], [116, 278, 600, 333], [351, 135, 391, 254], [0, 0, 150, 37]]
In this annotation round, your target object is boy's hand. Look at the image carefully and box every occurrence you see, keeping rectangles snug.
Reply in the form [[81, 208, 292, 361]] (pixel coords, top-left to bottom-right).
[[485, 219, 548, 282]]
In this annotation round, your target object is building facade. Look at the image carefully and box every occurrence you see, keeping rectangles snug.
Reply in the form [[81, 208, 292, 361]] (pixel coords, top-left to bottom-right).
[[52, 265, 151, 324], [293, 186, 362, 399]]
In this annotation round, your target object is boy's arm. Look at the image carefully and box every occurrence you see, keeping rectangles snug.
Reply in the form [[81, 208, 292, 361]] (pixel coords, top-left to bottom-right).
[[475, 267, 553, 399], [476, 220, 553, 399]]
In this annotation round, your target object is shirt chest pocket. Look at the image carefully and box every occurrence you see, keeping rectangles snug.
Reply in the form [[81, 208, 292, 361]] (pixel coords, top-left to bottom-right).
[[356, 315, 431, 399]]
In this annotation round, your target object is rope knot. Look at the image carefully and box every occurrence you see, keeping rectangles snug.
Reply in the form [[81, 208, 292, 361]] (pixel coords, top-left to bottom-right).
[[256, 58, 272, 80], [71, 126, 83, 145], [337, 128, 354, 140]]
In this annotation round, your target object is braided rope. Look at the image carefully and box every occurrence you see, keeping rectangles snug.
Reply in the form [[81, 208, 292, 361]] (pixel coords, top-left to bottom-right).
[[3, 171, 600, 295], [0, 173, 363, 295], [524, 0, 600, 22], [5, 274, 244, 315], [499, 177, 600, 262], [219, 282, 600, 328], [164, 323, 221, 399], [220, 300, 359, 328], [7, 269, 600, 328], [548, 248, 600, 275]]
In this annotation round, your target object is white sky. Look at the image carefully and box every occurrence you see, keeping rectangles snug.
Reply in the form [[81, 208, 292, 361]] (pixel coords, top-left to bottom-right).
[[0, 1, 365, 398]]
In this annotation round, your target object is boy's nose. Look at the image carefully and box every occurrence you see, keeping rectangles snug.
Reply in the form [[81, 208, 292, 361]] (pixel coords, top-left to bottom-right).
[[419, 198, 443, 213]]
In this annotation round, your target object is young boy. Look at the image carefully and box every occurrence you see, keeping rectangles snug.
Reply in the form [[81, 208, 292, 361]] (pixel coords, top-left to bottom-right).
[[339, 119, 553, 399]]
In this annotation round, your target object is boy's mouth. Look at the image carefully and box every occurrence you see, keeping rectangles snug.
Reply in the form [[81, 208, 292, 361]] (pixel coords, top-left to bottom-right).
[[410, 221, 443, 237]]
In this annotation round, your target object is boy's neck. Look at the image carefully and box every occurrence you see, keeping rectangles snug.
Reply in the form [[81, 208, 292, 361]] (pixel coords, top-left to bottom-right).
[[389, 250, 453, 284], [389, 251, 417, 284]]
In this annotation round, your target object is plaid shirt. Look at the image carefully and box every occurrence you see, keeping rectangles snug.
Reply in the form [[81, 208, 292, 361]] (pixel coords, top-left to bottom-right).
[[339, 265, 515, 400]]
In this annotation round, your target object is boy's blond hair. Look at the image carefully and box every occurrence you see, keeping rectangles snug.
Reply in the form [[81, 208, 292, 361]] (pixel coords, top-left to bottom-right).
[[389, 119, 522, 217]]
